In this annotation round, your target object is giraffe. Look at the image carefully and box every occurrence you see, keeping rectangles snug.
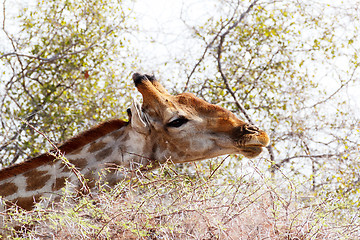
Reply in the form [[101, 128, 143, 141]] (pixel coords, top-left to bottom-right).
[[0, 73, 269, 210]]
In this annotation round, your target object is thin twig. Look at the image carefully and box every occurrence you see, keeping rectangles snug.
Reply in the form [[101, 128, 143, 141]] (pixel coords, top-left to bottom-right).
[[208, 155, 229, 180], [182, 1, 241, 92], [309, 66, 358, 109], [22, 120, 91, 196], [272, 153, 337, 171]]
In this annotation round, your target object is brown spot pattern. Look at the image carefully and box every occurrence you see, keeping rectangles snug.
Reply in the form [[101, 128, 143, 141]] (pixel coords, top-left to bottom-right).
[[0, 182, 18, 197], [120, 133, 130, 143], [95, 147, 113, 161], [69, 147, 82, 155], [23, 170, 51, 191], [0, 119, 127, 182], [69, 158, 88, 169], [84, 170, 96, 189], [14, 194, 42, 211], [88, 141, 107, 153], [52, 176, 67, 191], [110, 129, 124, 139]]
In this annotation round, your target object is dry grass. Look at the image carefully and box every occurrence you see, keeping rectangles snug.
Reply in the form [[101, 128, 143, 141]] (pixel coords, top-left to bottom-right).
[[1, 161, 359, 239]]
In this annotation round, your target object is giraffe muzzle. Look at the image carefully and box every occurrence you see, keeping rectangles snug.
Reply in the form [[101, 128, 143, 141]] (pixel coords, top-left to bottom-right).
[[232, 124, 270, 148]]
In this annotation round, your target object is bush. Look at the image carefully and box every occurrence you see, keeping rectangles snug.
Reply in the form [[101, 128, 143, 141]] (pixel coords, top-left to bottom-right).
[[1, 161, 358, 239]]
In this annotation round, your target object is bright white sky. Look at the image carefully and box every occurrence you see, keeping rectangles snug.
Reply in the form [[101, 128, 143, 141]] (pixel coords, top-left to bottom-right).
[[1, 0, 359, 112]]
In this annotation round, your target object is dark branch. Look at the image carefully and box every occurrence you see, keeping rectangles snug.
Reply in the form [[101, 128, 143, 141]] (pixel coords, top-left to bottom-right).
[[271, 153, 337, 172], [214, 0, 277, 166], [216, 0, 259, 125]]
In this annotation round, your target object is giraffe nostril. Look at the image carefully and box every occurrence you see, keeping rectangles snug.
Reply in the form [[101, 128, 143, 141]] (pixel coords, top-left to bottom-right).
[[244, 125, 259, 134]]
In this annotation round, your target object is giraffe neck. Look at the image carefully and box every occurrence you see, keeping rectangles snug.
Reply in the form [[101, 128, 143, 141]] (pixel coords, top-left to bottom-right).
[[0, 122, 155, 210], [65, 124, 154, 186]]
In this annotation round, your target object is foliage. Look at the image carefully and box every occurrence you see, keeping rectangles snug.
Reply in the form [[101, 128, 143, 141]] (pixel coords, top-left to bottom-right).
[[0, 0, 359, 238], [178, 0, 360, 210], [1, 165, 358, 239], [0, 0, 135, 166]]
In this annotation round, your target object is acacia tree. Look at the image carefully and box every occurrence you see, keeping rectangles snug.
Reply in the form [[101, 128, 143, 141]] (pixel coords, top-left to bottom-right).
[[0, 0, 359, 237], [178, 0, 360, 207], [0, 0, 136, 166]]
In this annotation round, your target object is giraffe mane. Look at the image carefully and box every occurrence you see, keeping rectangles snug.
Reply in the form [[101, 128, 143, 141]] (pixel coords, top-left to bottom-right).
[[0, 119, 128, 181]]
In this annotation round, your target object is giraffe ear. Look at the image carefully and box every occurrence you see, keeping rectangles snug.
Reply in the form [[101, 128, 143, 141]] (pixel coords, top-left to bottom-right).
[[130, 99, 150, 135]]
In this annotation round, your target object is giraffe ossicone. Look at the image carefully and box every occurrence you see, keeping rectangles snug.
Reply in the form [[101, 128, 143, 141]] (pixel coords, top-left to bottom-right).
[[0, 73, 269, 210]]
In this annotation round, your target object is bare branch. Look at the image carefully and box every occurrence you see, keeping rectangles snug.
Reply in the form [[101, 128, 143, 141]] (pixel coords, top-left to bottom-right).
[[182, 13, 236, 92], [309, 65, 359, 109], [216, 0, 259, 125], [271, 153, 337, 172], [182, 0, 252, 92], [208, 155, 230, 180], [212, 0, 277, 165], [2, 0, 6, 30], [0, 43, 97, 61]]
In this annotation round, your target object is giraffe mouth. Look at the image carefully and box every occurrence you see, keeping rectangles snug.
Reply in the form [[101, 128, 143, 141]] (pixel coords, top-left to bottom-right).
[[238, 145, 263, 158], [236, 136, 269, 148], [243, 132, 270, 148], [235, 134, 269, 158], [244, 144, 265, 147]]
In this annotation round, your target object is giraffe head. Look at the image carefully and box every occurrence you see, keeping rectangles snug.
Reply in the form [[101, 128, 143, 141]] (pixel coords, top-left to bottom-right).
[[130, 73, 269, 164], [0, 72, 270, 211]]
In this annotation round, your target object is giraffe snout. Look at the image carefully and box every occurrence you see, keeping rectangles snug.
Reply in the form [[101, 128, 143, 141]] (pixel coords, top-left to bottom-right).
[[232, 124, 269, 148]]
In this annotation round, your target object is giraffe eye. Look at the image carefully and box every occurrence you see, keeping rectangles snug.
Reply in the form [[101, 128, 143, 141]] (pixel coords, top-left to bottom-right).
[[167, 117, 189, 128]]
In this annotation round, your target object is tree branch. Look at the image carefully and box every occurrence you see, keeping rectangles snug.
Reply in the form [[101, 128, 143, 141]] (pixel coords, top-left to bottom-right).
[[182, 15, 235, 92], [271, 153, 337, 172], [0, 43, 97, 62], [216, 0, 259, 125], [182, 0, 248, 92], [309, 65, 358, 109], [214, 0, 277, 166]]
